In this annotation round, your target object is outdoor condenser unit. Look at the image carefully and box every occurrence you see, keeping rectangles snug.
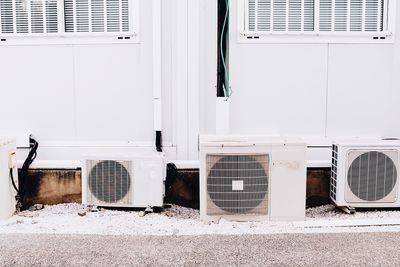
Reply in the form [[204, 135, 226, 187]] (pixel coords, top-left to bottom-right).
[[82, 154, 166, 208], [0, 138, 18, 220], [200, 135, 307, 222], [331, 140, 400, 210]]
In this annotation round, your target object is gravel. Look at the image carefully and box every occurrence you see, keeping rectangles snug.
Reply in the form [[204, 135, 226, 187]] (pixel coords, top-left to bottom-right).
[[1, 233, 400, 266], [306, 205, 400, 219], [1, 204, 400, 236]]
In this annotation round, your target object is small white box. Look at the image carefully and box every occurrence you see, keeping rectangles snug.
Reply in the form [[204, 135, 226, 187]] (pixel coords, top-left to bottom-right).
[[232, 180, 244, 191], [0, 138, 17, 220]]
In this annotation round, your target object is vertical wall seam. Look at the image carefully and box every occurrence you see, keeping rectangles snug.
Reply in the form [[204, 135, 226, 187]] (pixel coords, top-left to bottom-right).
[[324, 43, 330, 138], [71, 45, 78, 141], [186, 1, 190, 159]]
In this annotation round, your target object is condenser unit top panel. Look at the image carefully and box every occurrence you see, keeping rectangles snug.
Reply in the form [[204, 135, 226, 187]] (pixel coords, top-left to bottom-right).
[[333, 139, 400, 148], [200, 135, 305, 147], [83, 153, 165, 161]]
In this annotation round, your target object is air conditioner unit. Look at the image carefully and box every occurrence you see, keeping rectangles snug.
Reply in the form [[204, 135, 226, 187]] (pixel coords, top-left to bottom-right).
[[331, 140, 400, 210], [0, 138, 18, 220], [82, 154, 166, 208], [200, 135, 307, 222]]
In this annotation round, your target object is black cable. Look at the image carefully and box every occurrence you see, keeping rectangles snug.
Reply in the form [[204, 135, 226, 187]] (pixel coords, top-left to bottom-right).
[[164, 163, 178, 202], [217, 0, 228, 97], [18, 137, 39, 209], [9, 168, 19, 194], [156, 131, 163, 152], [10, 168, 22, 212]]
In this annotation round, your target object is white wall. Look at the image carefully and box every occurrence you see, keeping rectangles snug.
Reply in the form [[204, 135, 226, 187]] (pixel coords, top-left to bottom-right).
[[227, 0, 400, 165], [1, 0, 399, 168], [0, 0, 179, 167]]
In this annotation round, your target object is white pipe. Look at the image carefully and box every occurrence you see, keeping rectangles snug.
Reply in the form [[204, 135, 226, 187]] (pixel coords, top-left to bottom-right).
[[216, 97, 230, 134], [153, 0, 162, 132]]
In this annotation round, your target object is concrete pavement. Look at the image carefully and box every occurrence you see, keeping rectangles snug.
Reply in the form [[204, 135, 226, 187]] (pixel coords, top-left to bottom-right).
[[0, 233, 399, 266]]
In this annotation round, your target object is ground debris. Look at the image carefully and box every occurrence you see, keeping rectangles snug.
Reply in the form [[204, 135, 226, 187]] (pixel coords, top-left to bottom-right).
[[78, 211, 87, 217], [3, 203, 400, 236], [18, 211, 39, 218], [29, 204, 44, 212], [161, 205, 199, 220], [82, 205, 101, 213]]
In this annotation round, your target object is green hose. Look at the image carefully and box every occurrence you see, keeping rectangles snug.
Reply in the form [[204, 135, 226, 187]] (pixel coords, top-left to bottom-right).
[[220, 0, 230, 97]]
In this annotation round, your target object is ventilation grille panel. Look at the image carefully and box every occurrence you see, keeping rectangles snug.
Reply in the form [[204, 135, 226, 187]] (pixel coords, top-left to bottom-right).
[[248, 0, 314, 32], [0, 0, 59, 34], [347, 150, 398, 202], [206, 154, 269, 216], [87, 160, 132, 205], [64, 0, 130, 33], [330, 144, 338, 201], [247, 0, 385, 33], [319, 0, 385, 32]]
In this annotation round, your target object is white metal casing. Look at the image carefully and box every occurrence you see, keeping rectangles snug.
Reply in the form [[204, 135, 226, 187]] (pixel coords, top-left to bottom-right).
[[0, 138, 18, 220], [200, 135, 307, 222], [82, 153, 166, 208], [331, 139, 400, 208]]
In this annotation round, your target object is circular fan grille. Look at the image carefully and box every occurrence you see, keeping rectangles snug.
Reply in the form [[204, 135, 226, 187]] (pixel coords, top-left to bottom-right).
[[347, 151, 397, 201], [207, 155, 268, 214], [88, 160, 131, 203]]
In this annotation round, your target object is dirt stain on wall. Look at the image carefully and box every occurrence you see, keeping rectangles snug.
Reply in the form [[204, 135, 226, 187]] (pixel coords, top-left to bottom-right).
[[22, 170, 81, 207]]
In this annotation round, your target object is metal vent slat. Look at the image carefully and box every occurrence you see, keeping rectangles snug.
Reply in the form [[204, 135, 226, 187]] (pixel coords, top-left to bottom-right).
[[347, 151, 397, 202], [330, 144, 338, 201], [247, 0, 385, 33], [64, 0, 130, 33], [0, 0, 58, 34], [87, 160, 132, 205]]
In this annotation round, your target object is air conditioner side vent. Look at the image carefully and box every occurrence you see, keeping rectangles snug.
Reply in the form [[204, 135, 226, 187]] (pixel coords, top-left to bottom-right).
[[330, 144, 338, 201]]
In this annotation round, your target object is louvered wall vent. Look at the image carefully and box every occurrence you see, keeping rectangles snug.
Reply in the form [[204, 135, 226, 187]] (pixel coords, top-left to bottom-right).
[[0, 0, 58, 34], [0, 0, 132, 35], [246, 0, 387, 33], [64, 0, 130, 33]]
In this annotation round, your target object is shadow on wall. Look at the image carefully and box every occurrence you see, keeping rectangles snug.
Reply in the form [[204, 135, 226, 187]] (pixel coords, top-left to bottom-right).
[[21, 168, 331, 209]]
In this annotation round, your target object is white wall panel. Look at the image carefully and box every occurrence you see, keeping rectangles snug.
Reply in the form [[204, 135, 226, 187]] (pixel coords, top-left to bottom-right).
[[387, 2, 400, 139], [229, 0, 328, 137], [199, 0, 217, 136], [1, 0, 399, 167], [229, 43, 328, 136], [326, 44, 396, 138], [73, 44, 154, 142], [171, 0, 189, 160], [1, 0, 177, 167], [0, 46, 75, 141], [161, 1, 174, 145], [392, 5, 400, 138], [187, 0, 200, 160]]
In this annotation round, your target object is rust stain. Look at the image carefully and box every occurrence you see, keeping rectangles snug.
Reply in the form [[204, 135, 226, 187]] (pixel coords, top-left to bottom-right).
[[24, 170, 81, 207], [306, 169, 331, 198], [22, 168, 332, 209], [172, 179, 193, 201]]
